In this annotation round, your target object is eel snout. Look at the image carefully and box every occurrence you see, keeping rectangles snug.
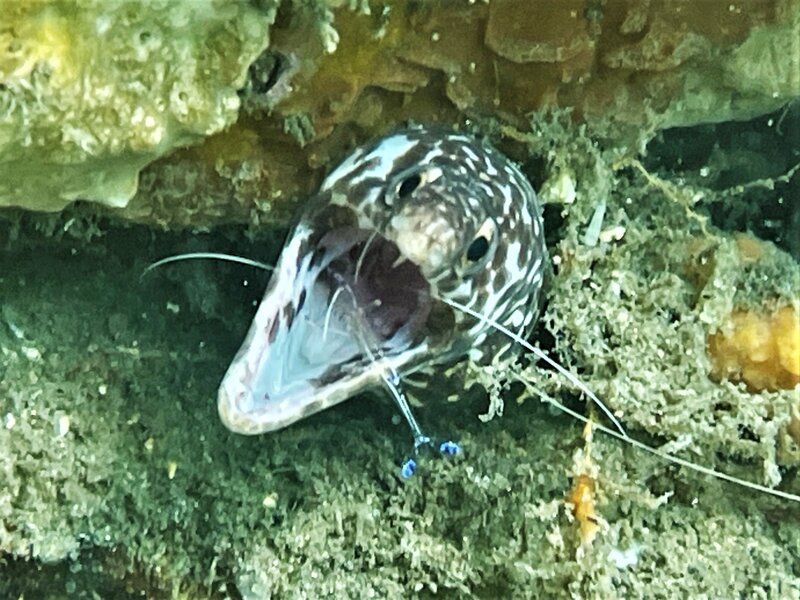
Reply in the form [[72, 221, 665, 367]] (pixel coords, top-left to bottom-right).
[[217, 226, 432, 434]]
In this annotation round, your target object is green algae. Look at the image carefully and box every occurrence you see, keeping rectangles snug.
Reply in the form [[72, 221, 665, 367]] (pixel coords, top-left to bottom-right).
[[1, 108, 799, 597]]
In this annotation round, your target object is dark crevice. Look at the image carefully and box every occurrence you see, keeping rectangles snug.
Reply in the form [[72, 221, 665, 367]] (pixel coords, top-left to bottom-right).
[[644, 102, 800, 259]]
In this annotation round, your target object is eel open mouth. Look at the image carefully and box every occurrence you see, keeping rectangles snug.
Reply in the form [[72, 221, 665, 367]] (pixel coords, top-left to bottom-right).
[[218, 226, 433, 434]]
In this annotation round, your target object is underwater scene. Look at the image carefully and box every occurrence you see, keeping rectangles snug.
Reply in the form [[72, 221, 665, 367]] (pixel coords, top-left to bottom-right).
[[1, 1, 799, 598]]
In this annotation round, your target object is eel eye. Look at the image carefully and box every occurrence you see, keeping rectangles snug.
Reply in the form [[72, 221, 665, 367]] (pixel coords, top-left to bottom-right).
[[466, 236, 490, 262], [464, 218, 495, 269], [397, 173, 422, 198]]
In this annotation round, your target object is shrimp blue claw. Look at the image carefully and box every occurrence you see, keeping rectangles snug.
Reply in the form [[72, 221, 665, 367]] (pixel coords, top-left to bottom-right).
[[439, 440, 461, 456], [399, 437, 462, 478], [400, 459, 417, 479]]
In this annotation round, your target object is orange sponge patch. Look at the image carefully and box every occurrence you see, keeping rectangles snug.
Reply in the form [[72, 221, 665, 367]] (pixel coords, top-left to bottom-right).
[[708, 306, 800, 392]]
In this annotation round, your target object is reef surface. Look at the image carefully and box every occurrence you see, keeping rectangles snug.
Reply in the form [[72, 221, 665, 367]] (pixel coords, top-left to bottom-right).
[[1, 1, 799, 598], [2, 1, 798, 225], [2, 104, 799, 598]]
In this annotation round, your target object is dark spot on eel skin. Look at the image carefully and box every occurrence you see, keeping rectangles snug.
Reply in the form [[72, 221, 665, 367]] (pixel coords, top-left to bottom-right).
[[311, 246, 326, 267], [268, 318, 280, 344], [283, 303, 295, 327]]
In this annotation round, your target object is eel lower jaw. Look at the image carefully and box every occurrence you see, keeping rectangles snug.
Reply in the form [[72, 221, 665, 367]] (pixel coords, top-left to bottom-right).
[[217, 228, 433, 435]]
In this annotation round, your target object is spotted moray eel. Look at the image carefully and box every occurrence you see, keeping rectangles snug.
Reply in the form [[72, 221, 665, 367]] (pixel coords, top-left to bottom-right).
[[218, 126, 549, 435]]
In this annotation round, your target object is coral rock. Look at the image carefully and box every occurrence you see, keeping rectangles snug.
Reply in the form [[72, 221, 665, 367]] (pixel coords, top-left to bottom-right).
[[0, 0, 271, 212], [2, 1, 798, 226]]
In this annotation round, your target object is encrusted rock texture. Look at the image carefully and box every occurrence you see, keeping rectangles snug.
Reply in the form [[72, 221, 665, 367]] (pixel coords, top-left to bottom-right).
[[1, 0, 798, 225], [0, 0, 272, 213], [1, 1, 799, 598]]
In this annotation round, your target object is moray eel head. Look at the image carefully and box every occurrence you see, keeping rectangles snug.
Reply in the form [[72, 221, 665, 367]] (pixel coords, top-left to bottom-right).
[[218, 127, 548, 434]]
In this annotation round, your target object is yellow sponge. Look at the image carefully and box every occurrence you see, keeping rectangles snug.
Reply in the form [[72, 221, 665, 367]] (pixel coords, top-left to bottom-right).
[[708, 306, 800, 391]]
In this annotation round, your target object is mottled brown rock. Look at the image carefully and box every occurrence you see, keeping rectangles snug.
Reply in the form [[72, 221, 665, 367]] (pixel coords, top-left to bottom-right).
[[3, 0, 797, 227], [486, 0, 594, 64], [0, 0, 272, 214]]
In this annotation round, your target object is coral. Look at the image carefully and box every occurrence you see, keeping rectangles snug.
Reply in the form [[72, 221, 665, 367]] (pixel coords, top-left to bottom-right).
[[2, 2, 800, 597], [0, 0, 273, 212], [2, 1, 797, 227], [502, 109, 800, 496], [135, 0, 799, 228], [267, 0, 797, 138], [708, 306, 800, 392], [2, 107, 800, 597]]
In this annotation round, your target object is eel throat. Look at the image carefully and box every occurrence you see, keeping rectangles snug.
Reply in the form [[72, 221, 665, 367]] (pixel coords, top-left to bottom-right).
[[218, 224, 435, 434]]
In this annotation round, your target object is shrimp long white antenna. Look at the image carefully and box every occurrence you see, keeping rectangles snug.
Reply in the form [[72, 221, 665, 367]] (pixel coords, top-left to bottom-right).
[[354, 231, 379, 284], [522, 382, 800, 503], [439, 297, 628, 438], [142, 252, 274, 278], [439, 296, 800, 503], [338, 283, 441, 458], [322, 286, 346, 343]]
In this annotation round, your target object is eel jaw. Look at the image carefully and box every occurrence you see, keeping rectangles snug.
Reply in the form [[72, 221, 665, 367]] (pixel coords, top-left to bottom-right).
[[217, 226, 433, 435]]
